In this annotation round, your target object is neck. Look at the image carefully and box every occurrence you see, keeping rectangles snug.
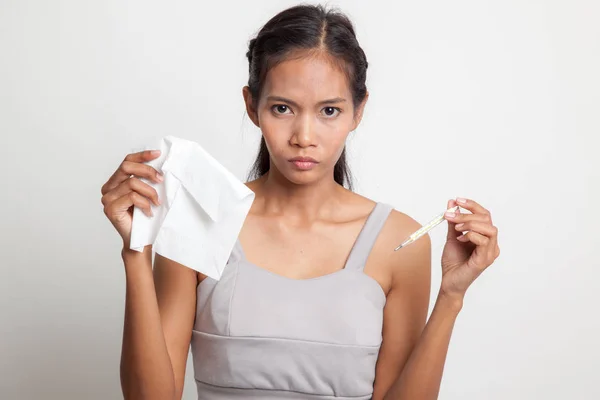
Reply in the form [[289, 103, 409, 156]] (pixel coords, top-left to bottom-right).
[[255, 168, 345, 223]]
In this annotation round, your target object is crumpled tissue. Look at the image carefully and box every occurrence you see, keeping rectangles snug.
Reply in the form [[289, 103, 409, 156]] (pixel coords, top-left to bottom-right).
[[129, 135, 255, 280]]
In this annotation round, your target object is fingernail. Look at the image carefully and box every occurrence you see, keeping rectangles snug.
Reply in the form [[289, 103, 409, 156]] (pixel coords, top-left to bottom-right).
[[156, 173, 164, 182], [151, 150, 161, 156], [445, 212, 456, 218], [455, 223, 464, 229], [456, 197, 467, 204]]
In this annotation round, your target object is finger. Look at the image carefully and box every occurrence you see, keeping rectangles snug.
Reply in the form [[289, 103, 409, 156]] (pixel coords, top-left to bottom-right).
[[455, 198, 492, 222], [446, 212, 499, 253], [108, 190, 154, 218], [102, 177, 161, 207], [458, 230, 499, 266], [115, 158, 163, 186], [445, 212, 490, 225], [454, 221, 498, 240], [446, 199, 462, 240], [102, 155, 164, 195], [457, 231, 489, 247], [102, 150, 161, 195], [124, 149, 161, 164]]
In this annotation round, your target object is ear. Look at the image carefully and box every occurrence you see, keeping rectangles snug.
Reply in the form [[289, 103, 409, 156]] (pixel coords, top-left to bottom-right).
[[242, 86, 260, 127], [351, 91, 369, 131]]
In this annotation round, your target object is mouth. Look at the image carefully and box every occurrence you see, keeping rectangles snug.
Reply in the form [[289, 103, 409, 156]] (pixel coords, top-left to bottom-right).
[[289, 156, 318, 163], [289, 156, 319, 170]]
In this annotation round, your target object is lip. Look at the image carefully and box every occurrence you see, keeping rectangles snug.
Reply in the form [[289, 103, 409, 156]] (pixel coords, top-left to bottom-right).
[[289, 156, 319, 171], [289, 156, 318, 163]]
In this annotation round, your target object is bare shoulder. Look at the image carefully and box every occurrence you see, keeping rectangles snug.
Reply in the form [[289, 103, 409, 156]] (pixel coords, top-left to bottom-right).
[[384, 208, 431, 286], [379, 206, 431, 261], [385, 208, 428, 247], [363, 201, 432, 293]]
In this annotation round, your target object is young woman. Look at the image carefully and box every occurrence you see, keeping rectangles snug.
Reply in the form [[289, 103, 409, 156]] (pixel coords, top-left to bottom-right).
[[101, 4, 500, 400]]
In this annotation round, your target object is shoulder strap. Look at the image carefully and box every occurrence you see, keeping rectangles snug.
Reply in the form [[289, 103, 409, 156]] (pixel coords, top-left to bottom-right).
[[344, 202, 394, 272]]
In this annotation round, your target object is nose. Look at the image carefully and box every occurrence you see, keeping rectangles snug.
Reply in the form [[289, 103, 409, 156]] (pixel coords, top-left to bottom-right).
[[290, 113, 317, 148]]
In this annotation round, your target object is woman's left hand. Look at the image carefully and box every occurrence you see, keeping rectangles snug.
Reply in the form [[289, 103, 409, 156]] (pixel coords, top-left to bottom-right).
[[440, 198, 500, 300]]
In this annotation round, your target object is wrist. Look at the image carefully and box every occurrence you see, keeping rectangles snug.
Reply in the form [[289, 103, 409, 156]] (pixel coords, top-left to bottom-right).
[[121, 246, 139, 260], [437, 289, 464, 313], [121, 245, 153, 269], [121, 242, 150, 256]]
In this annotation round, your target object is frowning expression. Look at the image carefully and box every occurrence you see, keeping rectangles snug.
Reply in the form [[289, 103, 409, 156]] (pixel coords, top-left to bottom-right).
[[243, 51, 367, 185]]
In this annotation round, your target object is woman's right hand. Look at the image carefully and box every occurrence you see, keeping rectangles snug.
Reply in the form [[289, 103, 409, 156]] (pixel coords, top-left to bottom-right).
[[101, 150, 164, 248]]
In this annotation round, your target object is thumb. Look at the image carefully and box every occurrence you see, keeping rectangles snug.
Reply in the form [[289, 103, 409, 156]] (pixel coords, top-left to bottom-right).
[[446, 198, 460, 240]]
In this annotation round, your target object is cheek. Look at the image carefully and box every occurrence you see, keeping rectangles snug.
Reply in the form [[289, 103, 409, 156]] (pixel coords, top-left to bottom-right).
[[261, 126, 282, 144], [327, 126, 351, 150], [332, 137, 348, 160], [314, 112, 353, 148], [261, 128, 288, 160], [258, 112, 286, 148], [327, 112, 354, 140]]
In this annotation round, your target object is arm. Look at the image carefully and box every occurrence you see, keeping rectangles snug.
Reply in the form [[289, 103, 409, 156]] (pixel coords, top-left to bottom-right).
[[383, 290, 462, 400], [376, 198, 499, 399], [371, 214, 461, 400], [120, 245, 198, 400]]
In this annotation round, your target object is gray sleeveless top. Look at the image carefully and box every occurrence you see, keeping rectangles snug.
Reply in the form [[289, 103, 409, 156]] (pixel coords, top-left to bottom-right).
[[190, 202, 393, 399]]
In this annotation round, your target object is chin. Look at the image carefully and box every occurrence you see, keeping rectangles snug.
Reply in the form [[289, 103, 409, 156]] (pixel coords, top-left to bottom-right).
[[275, 163, 320, 185], [286, 174, 317, 186], [288, 170, 337, 187]]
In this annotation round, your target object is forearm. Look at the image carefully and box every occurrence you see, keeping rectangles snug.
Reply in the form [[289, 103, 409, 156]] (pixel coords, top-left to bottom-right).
[[120, 246, 176, 400], [384, 290, 463, 400]]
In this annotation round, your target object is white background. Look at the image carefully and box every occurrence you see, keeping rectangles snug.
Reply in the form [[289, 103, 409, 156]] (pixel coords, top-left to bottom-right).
[[1, 0, 598, 399]]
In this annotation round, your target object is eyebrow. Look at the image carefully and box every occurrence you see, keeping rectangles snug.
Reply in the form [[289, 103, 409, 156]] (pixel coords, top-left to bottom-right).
[[266, 95, 347, 107]]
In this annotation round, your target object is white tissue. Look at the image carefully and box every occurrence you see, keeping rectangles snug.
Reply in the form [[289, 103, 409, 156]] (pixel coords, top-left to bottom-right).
[[129, 135, 255, 280]]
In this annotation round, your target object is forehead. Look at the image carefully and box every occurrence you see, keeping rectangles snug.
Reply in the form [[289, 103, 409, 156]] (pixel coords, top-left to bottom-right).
[[261, 52, 351, 101]]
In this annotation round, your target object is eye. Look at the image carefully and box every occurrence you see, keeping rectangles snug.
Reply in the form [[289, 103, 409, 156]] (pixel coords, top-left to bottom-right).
[[271, 104, 292, 115], [322, 106, 341, 118]]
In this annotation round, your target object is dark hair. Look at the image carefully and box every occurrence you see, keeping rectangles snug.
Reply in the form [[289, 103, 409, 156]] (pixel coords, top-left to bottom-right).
[[245, 4, 369, 191]]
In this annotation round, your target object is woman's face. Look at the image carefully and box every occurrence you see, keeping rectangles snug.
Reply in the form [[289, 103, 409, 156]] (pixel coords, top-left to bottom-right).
[[243, 53, 367, 186]]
